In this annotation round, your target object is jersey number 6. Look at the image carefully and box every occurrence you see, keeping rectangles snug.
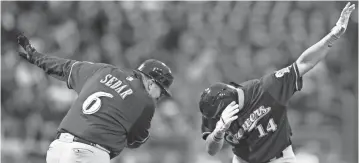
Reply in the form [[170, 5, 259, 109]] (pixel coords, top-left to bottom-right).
[[82, 92, 114, 114]]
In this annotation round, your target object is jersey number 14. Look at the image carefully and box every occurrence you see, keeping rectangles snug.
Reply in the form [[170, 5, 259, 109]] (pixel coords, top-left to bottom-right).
[[256, 118, 277, 138]]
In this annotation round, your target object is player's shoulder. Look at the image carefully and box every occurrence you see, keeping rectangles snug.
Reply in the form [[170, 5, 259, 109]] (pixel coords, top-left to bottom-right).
[[231, 79, 264, 105], [231, 79, 261, 95], [79, 62, 113, 74], [81, 61, 111, 68], [97, 65, 135, 79], [237, 79, 260, 88]]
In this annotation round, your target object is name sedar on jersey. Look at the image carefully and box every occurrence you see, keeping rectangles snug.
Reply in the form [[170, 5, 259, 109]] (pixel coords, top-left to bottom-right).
[[100, 74, 134, 100]]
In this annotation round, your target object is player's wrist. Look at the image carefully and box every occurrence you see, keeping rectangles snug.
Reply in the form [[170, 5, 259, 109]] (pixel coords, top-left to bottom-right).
[[212, 133, 224, 142], [325, 29, 341, 47], [213, 126, 225, 139]]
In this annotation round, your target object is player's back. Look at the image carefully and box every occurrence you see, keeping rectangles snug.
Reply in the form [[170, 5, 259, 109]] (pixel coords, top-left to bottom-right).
[[58, 64, 154, 155]]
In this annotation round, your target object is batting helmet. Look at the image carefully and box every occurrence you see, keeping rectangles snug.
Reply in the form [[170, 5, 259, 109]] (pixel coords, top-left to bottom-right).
[[199, 83, 238, 119], [137, 59, 174, 97]]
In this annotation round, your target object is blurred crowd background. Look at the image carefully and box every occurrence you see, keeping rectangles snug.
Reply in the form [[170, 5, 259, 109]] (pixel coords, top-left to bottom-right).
[[1, 1, 358, 163]]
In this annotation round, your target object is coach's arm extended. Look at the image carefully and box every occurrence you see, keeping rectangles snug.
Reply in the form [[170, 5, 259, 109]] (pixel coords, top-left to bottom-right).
[[17, 33, 107, 93], [17, 34, 78, 83]]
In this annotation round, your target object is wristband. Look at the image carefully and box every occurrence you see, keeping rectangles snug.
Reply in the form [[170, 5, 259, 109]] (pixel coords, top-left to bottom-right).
[[212, 131, 225, 142], [326, 33, 340, 47], [212, 134, 223, 142], [212, 128, 225, 142], [327, 26, 343, 47]]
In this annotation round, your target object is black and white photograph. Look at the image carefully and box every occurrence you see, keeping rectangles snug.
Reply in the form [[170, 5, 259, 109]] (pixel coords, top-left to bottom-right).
[[1, 1, 358, 163]]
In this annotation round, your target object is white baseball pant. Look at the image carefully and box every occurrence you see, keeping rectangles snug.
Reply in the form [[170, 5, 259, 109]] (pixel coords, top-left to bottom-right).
[[46, 133, 110, 163]]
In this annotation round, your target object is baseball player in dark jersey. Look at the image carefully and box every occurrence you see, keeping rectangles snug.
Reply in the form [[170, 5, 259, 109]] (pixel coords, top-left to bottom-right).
[[17, 34, 174, 163], [199, 3, 355, 163]]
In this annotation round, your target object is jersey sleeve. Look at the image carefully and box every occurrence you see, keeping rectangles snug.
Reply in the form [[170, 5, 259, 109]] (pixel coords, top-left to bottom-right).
[[201, 116, 218, 140], [126, 105, 155, 149], [25, 51, 76, 83], [67, 61, 108, 92], [260, 63, 303, 105]]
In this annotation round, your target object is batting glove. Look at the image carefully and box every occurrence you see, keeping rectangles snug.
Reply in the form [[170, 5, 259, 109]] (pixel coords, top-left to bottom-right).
[[215, 101, 239, 134], [17, 33, 37, 60], [328, 2, 355, 46]]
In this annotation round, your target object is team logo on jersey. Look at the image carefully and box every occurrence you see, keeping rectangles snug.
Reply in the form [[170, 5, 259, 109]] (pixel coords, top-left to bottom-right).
[[275, 66, 290, 78], [225, 128, 245, 144], [126, 76, 133, 81], [241, 106, 271, 131]]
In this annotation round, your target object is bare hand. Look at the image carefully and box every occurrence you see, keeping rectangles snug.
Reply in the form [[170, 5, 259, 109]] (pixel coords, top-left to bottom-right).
[[331, 2, 356, 38]]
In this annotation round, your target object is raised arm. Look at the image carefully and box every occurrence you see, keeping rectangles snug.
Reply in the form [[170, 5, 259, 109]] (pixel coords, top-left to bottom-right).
[[295, 2, 355, 77], [17, 34, 107, 92], [17, 34, 76, 83]]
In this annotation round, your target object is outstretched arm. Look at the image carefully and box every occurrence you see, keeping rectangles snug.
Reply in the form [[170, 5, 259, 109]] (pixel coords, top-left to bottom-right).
[[17, 34, 107, 92], [17, 34, 77, 84], [296, 2, 355, 77]]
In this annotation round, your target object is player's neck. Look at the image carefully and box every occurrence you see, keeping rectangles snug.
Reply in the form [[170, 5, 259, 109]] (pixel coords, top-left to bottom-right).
[[235, 88, 245, 111]]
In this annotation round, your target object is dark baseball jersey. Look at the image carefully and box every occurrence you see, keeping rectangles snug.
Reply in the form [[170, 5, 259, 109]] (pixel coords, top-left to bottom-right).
[[202, 63, 302, 163], [25, 52, 154, 159]]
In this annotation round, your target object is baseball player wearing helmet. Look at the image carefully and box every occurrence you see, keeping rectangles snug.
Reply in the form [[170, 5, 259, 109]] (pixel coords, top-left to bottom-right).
[[199, 3, 355, 163], [17, 34, 174, 163]]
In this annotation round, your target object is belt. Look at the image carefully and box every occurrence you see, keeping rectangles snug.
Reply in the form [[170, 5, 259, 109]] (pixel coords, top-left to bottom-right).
[[55, 132, 111, 154]]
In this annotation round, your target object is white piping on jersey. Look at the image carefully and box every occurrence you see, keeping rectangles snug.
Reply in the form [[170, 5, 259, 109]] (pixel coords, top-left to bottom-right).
[[127, 133, 150, 145], [293, 63, 299, 91], [67, 61, 79, 89]]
